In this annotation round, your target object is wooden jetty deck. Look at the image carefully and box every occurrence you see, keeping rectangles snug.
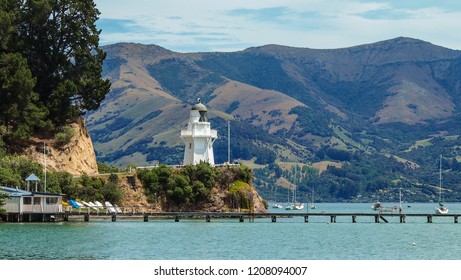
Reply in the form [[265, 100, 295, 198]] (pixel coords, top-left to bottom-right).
[[64, 211, 461, 224]]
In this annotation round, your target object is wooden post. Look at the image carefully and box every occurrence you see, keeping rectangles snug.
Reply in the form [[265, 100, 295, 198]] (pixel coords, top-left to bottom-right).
[[375, 214, 380, 223], [427, 215, 433, 223]]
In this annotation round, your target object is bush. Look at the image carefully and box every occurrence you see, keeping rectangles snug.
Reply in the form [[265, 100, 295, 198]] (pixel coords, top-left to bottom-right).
[[0, 192, 8, 214], [54, 125, 75, 145]]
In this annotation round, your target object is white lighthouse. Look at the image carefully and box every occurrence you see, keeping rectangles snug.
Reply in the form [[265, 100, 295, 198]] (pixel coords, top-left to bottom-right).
[[180, 99, 218, 165]]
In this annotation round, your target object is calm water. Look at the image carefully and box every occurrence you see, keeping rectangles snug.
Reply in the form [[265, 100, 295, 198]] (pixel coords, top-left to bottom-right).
[[1, 203, 461, 260]]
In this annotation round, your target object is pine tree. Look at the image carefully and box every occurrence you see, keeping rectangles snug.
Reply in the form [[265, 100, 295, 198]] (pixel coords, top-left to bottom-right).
[[17, 0, 110, 126]]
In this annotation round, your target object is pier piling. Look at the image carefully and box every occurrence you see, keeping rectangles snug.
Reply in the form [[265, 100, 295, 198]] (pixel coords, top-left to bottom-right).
[[374, 215, 380, 223], [330, 215, 336, 223], [427, 215, 433, 223]]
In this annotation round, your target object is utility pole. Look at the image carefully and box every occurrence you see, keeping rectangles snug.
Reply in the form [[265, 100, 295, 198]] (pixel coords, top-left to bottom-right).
[[227, 120, 231, 163], [43, 142, 47, 193]]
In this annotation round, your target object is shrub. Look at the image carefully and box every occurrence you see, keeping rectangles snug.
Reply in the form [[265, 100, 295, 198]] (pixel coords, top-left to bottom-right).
[[54, 125, 75, 145]]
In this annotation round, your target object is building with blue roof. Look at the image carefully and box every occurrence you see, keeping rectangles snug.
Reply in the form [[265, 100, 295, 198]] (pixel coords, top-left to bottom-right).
[[1, 175, 65, 222]]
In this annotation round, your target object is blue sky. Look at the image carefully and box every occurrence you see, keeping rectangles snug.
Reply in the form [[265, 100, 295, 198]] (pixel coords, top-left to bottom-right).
[[94, 0, 461, 52]]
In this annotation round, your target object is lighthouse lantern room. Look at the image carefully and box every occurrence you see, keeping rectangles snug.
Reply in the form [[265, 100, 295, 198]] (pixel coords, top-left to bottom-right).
[[180, 99, 218, 165]]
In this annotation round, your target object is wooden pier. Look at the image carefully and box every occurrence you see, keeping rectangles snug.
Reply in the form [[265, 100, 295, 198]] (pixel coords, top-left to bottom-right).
[[63, 211, 461, 224]]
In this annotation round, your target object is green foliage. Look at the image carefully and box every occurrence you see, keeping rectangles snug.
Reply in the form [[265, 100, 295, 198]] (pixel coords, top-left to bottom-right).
[[97, 162, 120, 174], [0, 0, 110, 146], [54, 125, 76, 145], [67, 173, 123, 204], [0, 191, 7, 215], [0, 52, 47, 142], [46, 171, 75, 195], [138, 163, 216, 205], [137, 164, 254, 208], [228, 180, 253, 209], [0, 156, 43, 188], [289, 106, 333, 137], [0, 154, 76, 197]]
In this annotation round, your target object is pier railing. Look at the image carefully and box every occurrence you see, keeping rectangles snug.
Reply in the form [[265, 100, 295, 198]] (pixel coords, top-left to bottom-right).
[[62, 209, 461, 224]]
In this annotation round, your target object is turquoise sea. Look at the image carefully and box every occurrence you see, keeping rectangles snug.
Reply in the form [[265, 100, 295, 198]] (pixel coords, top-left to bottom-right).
[[1, 203, 461, 260]]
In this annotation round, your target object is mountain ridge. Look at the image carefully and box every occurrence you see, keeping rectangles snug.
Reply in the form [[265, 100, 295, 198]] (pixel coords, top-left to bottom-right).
[[86, 37, 461, 201]]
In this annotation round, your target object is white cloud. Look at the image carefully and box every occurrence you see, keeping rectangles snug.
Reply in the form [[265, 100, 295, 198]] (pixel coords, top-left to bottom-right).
[[94, 0, 461, 51]]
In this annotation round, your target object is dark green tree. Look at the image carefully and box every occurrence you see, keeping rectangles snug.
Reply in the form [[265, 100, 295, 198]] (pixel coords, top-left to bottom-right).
[[0, 0, 46, 142], [0, 53, 46, 141], [16, 0, 110, 126], [0, 191, 8, 215]]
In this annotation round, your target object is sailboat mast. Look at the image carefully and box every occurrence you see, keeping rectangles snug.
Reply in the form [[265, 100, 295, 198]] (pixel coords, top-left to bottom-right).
[[439, 154, 442, 202]]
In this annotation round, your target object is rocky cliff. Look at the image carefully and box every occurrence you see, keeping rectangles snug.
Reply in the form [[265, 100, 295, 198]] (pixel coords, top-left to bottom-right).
[[24, 118, 99, 176]]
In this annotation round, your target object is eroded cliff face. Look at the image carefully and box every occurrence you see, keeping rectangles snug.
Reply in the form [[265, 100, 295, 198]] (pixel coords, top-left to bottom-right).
[[24, 118, 98, 176]]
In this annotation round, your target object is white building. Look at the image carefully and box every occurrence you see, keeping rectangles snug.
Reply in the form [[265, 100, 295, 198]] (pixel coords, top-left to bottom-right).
[[180, 99, 217, 165], [1, 186, 64, 222]]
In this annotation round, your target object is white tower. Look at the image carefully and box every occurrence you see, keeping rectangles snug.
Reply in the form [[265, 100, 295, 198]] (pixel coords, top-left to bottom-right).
[[180, 99, 218, 165]]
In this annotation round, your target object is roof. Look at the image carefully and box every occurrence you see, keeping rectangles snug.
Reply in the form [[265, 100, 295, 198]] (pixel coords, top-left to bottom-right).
[[0, 186, 64, 197], [191, 99, 207, 112], [25, 174, 40, 181], [0, 186, 32, 197]]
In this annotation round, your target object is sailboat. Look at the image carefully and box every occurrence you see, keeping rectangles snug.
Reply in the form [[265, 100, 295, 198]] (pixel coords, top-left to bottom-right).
[[291, 165, 304, 210], [310, 187, 316, 209], [435, 154, 449, 215], [272, 186, 284, 209], [285, 186, 293, 210]]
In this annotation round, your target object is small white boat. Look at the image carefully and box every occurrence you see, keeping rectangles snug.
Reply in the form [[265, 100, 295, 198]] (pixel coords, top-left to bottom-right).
[[94, 201, 104, 213], [87, 201, 98, 211], [435, 155, 448, 215], [75, 201, 85, 208], [114, 204, 123, 213], [371, 201, 398, 213], [435, 203, 449, 215], [310, 187, 317, 209], [292, 202, 304, 210], [272, 203, 284, 209], [105, 201, 117, 213]]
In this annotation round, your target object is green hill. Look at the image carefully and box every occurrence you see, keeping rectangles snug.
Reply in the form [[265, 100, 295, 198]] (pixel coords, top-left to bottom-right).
[[86, 37, 461, 202]]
